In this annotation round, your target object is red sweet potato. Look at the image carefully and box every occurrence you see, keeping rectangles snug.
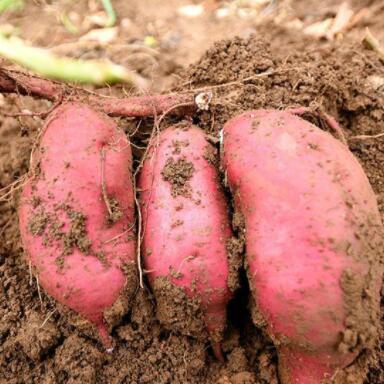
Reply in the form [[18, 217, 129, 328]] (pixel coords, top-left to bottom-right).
[[18, 103, 136, 349], [222, 109, 383, 383], [139, 124, 234, 360]]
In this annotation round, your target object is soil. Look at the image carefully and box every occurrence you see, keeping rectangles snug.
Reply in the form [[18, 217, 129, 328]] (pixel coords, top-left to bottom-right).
[[152, 276, 208, 341], [162, 155, 195, 198], [1, 1, 384, 384]]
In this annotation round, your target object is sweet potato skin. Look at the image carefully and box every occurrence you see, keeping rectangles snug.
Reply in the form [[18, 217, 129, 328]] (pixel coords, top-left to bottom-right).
[[139, 124, 233, 359], [222, 110, 383, 383], [18, 103, 136, 347]]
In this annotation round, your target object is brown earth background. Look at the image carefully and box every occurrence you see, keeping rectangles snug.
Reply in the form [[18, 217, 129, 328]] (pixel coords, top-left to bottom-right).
[[1, 1, 384, 383]]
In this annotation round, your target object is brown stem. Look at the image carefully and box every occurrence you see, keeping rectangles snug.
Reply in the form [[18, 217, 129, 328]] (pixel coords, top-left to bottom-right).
[[0, 69, 197, 118], [91, 93, 195, 117], [0, 70, 63, 99]]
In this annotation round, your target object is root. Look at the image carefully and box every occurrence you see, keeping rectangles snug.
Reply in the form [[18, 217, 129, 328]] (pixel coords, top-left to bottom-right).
[[100, 148, 113, 219], [133, 184, 144, 289], [0, 91, 61, 202], [36, 275, 43, 310], [103, 220, 136, 245], [0, 173, 30, 202], [29, 261, 33, 286], [0, 107, 51, 202], [130, 142, 147, 150], [350, 132, 384, 140], [133, 125, 159, 289], [129, 120, 143, 137], [40, 309, 57, 328]]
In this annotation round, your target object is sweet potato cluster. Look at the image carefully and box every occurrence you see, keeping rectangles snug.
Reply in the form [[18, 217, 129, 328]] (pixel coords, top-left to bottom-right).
[[19, 103, 383, 383]]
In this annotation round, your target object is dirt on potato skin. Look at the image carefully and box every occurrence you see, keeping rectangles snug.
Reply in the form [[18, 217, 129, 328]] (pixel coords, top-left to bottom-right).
[[161, 155, 195, 198], [1, 13, 384, 384]]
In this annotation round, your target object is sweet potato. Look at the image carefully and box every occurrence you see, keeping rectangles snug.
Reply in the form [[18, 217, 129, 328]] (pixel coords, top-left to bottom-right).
[[139, 124, 234, 360], [18, 103, 136, 349], [222, 109, 383, 383]]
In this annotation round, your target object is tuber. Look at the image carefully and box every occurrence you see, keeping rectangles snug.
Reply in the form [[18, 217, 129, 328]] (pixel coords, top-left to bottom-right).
[[19, 103, 136, 349], [222, 109, 383, 383], [139, 123, 234, 360]]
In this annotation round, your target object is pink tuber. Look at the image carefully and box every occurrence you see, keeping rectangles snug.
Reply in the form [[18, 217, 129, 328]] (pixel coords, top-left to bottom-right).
[[222, 109, 383, 383], [139, 124, 234, 360], [18, 103, 136, 349]]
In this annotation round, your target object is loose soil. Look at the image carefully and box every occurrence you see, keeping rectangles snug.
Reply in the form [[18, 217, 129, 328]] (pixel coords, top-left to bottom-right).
[[1, 1, 384, 384]]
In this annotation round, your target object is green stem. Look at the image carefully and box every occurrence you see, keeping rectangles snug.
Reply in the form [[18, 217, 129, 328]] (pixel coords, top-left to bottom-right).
[[60, 13, 79, 35], [101, 0, 117, 27], [0, 34, 147, 88], [363, 28, 384, 63]]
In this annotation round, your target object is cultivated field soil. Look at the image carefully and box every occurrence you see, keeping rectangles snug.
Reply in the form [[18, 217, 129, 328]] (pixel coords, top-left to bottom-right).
[[1, 1, 384, 383]]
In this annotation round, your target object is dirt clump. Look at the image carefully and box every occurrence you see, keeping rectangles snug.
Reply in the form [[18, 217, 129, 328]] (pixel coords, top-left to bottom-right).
[[106, 197, 123, 224], [162, 155, 195, 198], [62, 209, 92, 255], [339, 267, 381, 354], [226, 237, 243, 293], [52, 334, 105, 383], [28, 207, 49, 236], [152, 276, 208, 341], [17, 310, 61, 361], [104, 261, 138, 329]]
